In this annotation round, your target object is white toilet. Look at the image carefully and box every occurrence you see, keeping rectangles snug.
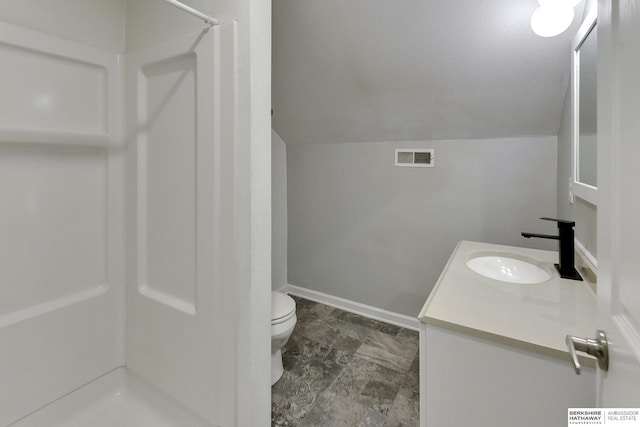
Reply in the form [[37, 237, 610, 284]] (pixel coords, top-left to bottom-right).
[[271, 291, 297, 385]]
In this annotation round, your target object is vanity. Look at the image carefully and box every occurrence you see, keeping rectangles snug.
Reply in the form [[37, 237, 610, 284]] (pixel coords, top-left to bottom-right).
[[418, 240, 597, 427]]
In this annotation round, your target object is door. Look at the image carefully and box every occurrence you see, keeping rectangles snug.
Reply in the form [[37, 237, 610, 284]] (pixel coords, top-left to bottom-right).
[[597, 0, 640, 405]]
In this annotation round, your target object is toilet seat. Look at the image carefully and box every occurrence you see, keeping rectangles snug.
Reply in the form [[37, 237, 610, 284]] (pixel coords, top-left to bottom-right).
[[272, 310, 295, 325], [272, 292, 296, 325]]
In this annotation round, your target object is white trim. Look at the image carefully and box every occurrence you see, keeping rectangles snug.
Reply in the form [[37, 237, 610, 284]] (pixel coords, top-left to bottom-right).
[[571, 9, 598, 206], [572, 181, 598, 205], [575, 237, 598, 270], [280, 284, 421, 331]]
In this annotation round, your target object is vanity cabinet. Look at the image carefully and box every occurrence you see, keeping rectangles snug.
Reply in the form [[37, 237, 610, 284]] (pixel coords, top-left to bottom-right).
[[418, 241, 597, 427], [420, 323, 594, 427]]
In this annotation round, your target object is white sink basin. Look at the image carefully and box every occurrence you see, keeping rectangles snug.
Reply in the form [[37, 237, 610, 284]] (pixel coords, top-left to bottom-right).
[[466, 254, 551, 284]]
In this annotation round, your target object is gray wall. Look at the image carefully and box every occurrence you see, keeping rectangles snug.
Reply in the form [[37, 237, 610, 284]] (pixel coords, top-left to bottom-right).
[[288, 137, 558, 316], [272, 130, 288, 289]]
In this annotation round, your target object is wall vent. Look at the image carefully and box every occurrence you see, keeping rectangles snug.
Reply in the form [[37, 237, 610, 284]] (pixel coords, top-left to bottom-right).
[[394, 149, 434, 167]]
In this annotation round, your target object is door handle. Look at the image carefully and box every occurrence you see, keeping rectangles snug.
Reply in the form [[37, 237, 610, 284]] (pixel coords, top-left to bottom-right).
[[565, 330, 609, 374]]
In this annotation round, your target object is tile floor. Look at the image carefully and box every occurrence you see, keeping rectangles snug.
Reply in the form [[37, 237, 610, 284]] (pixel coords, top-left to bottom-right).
[[272, 296, 419, 426]]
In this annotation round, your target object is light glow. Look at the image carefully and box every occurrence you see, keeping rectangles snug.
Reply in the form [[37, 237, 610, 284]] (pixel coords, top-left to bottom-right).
[[531, 4, 575, 38]]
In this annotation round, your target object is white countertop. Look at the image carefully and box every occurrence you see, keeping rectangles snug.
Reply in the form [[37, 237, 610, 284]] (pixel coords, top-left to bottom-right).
[[418, 240, 597, 365]]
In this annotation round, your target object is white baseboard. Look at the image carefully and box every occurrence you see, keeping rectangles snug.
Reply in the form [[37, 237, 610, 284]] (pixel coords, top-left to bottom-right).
[[278, 284, 421, 331]]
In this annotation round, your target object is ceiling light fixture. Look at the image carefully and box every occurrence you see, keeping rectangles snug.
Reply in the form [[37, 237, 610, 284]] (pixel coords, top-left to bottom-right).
[[531, 2, 576, 37]]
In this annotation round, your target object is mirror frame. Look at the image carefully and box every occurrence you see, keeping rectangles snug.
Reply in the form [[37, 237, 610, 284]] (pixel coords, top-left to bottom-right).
[[571, 9, 598, 205]]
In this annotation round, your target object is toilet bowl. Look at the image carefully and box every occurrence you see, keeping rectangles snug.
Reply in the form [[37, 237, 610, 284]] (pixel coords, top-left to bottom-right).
[[271, 292, 297, 385]]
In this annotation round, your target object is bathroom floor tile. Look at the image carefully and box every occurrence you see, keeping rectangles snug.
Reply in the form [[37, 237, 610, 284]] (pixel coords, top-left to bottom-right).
[[324, 315, 373, 341], [383, 388, 420, 427], [327, 357, 378, 399], [296, 304, 336, 326], [357, 364, 405, 416], [290, 295, 318, 311], [379, 323, 403, 336], [356, 330, 418, 373], [401, 354, 420, 395], [294, 317, 363, 353], [271, 369, 317, 425], [396, 328, 419, 348], [291, 352, 346, 394], [282, 335, 333, 372], [329, 309, 389, 332], [357, 407, 390, 426], [298, 391, 366, 427], [272, 296, 420, 426]]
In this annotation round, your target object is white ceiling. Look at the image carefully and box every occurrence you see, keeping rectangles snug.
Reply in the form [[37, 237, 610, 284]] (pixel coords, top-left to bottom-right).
[[272, 0, 585, 145]]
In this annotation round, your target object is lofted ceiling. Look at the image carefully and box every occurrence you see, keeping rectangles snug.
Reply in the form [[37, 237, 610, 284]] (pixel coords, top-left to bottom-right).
[[272, 0, 585, 145]]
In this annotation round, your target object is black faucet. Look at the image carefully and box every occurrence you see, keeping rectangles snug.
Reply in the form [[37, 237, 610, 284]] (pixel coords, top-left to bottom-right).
[[522, 217, 583, 281]]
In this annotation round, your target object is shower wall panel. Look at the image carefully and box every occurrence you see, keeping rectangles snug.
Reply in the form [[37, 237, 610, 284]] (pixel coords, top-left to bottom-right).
[[125, 23, 238, 426], [0, 23, 125, 426]]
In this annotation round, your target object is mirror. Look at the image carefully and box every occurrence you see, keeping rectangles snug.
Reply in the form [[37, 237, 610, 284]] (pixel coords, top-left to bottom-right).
[[572, 12, 597, 204], [578, 24, 597, 186]]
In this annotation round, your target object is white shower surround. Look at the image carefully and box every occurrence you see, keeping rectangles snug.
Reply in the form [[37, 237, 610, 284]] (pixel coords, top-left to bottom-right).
[[0, 0, 272, 425], [0, 22, 125, 425]]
